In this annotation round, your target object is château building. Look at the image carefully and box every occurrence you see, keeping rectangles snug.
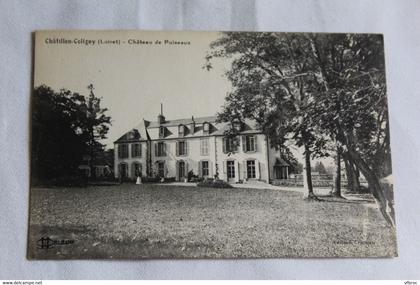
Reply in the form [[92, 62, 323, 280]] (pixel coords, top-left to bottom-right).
[[114, 110, 290, 183]]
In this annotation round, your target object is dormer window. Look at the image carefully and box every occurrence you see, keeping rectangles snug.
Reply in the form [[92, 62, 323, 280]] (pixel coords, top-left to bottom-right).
[[128, 129, 138, 140], [159, 126, 165, 138], [178, 124, 185, 137], [203, 122, 210, 134], [232, 121, 242, 132]]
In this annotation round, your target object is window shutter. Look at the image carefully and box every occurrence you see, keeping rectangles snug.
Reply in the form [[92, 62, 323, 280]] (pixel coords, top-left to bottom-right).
[[185, 140, 188, 156], [176, 141, 179, 156], [254, 136, 258, 152], [118, 145, 121, 158], [209, 162, 213, 178], [164, 142, 167, 156], [223, 138, 227, 153], [242, 161, 247, 180], [223, 160, 226, 174], [242, 136, 246, 152], [257, 161, 261, 179], [198, 161, 202, 177], [234, 160, 239, 183], [155, 143, 158, 157], [175, 161, 179, 181]]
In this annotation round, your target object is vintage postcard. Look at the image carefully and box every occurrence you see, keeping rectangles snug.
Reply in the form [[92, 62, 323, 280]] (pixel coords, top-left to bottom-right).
[[28, 30, 397, 259]]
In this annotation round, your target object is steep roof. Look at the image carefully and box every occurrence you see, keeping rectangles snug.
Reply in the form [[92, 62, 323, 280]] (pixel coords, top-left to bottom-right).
[[148, 116, 217, 128], [115, 116, 263, 143], [114, 119, 149, 143]]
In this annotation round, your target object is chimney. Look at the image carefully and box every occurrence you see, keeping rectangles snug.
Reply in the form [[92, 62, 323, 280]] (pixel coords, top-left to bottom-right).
[[158, 103, 165, 124], [190, 116, 195, 133]]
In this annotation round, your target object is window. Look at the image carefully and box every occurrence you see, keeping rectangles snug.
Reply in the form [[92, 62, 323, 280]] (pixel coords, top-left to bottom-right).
[[177, 140, 188, 156], [223, 137, 238, 153], [95, 167, 103, 177], [131, 143, 141, 157], [227, 160, 235, 179], [244, 135, 256, 152], [118, 144, 129, 158], [201, 161, 209, 177], [178, 125, 185, 137], [128, 131, 136, 140], [158, 161, 165, 177], [232, 121, 242, 132], [200, 139, 209, 156], [203, 122, 210, 134], [274, 166, 288, 179], [159, 126, 165, 138], [247, 160, 256, 179], [155, 142, 166, 157]]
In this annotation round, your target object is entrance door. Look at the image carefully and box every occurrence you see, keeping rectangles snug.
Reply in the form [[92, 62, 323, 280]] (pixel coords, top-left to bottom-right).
[[227, 160, 235, 182], [178, 161, 186, 180], [119, 163, 128, 179], [158, 162, 165, 178]]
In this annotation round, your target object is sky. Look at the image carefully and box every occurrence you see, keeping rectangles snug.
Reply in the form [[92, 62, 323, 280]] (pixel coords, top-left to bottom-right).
[[33, 30, 333, 167], [34, 30, 231, 148]]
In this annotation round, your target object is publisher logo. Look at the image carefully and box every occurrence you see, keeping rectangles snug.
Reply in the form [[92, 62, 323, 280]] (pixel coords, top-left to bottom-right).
[[37, 237, 74, 250]]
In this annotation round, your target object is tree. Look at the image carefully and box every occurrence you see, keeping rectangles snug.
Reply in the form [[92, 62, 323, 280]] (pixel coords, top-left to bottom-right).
[[332, 147, 343, 197], [31, 85, 111, 184], [207, 32, 395, 226], [82, 84, 111, 174], [344, 157, 361, 192], [305, 34, 395, 225], [313, 161, 327, 175], [206, 32, 327, 200]]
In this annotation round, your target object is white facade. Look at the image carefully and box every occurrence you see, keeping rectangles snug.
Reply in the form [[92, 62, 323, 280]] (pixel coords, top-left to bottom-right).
[[114, 114, 289, 183]]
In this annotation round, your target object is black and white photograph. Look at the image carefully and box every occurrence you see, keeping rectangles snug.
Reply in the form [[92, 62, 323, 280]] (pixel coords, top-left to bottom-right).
[[28, 30, 397, 259]]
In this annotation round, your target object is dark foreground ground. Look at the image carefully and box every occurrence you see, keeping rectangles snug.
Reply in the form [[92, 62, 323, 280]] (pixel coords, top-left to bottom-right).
[[27, 184, 397, 259]]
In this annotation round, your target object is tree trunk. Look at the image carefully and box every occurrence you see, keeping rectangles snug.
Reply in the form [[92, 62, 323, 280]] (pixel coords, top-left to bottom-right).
[[332, 147, 343, 197], [344, 156, 361, 192], [354, 165, 361, 192], [344, 150, 395, 227], [303, 144, 318, 200], [343, 157, 354, 192]]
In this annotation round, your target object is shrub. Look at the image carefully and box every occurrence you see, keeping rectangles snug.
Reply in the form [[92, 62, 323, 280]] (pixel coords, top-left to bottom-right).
[[164, 177, 176, 183], [190, 177, 204, 183], [47, 175, 87, 187], [139, 176, 177, 183], [197, 179, 233, 188], [141, 176, 161, 183]]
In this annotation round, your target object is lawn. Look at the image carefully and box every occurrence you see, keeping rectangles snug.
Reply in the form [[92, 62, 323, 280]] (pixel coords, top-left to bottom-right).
[[27, 184, 397, 259]]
